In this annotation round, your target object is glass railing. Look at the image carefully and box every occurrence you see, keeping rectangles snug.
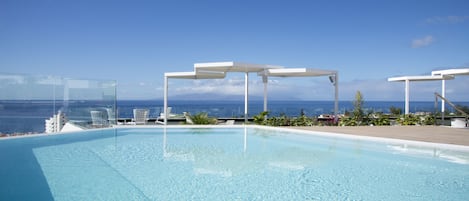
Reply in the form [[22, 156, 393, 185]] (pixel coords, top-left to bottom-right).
[[0, 73, 116, 136]]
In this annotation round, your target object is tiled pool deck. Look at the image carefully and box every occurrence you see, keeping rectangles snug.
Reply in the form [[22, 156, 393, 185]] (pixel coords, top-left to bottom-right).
[[291, 126, 469, 146]]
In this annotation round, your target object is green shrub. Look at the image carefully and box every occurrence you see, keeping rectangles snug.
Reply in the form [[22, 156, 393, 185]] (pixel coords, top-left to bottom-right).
[[339, 91, 367, 126], [421, 115, 435, 125], [389, 106, 402, 116], [190, 112, 217, 125], [339, 116, 359, 126], [397, 114, 420, 125], [268, 114, 290, 126], [253, 111, 269, 125], [290, 115, 314, 126], [352, 91, 365, 123], [368, 113, 390, 126], [254, 111, 317, 127]]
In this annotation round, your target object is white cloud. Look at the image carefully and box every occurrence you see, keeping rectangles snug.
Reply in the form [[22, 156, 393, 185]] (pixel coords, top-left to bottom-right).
[[170, 78, 247, 96], [120, 74, 469, 102], [0, 74, 25, 85], [426, 16, 469, 24], [411, 35, 434, 48], [157, 77, 424, 101], [36, 76, 62, 85]]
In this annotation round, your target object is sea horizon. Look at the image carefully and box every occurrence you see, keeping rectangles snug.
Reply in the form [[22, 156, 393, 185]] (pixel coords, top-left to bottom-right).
[[2, 99, 469, 134]]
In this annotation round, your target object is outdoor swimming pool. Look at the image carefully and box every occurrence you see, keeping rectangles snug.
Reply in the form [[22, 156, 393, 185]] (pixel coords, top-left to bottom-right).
[[1, 126, 468, 200]]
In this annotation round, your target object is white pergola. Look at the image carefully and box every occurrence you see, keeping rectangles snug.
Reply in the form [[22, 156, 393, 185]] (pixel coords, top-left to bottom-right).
[[432, 68, 469, 112], [388, 75, 454, 114], [163, 61, 338, 125], [431, 68, 469, 113], [194, 62, 284, 123], [163, 71, 226, 125], [388, 68, 469, 114], [258, 68, 338, 115]]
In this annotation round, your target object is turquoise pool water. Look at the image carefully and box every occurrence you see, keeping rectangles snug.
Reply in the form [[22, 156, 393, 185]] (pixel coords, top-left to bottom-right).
[[1, 126, 468, 200]]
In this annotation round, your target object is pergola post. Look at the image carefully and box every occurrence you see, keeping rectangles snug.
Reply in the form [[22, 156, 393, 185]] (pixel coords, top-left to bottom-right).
[[262, 75, 268, 112], [405, 79, 410, 114], [441, 79, 446, 113], [164, 75, 168, 125], [334, 73, 339, 116], [244, 72, 249, 123]]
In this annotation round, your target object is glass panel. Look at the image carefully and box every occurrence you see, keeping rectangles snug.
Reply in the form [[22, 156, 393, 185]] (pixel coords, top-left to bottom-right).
[[0, 73, 116, 136]]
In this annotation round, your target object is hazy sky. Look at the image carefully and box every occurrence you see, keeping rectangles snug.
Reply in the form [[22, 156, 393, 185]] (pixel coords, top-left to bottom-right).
[[1, 0, 468, 101]]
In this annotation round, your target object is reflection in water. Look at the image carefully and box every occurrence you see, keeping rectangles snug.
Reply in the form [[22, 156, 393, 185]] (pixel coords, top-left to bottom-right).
[[161, 126, 338, 177], [387, 144, 469, 164]]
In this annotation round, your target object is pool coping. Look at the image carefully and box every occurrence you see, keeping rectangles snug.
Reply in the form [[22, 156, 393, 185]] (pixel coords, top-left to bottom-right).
[[262, 126, 469, 151], [2, 125, 469, 152], [119, 125, 469, 151]]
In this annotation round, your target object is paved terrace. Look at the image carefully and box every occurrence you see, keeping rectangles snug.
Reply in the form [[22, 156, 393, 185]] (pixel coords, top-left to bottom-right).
[[290, 126, 469, 146]]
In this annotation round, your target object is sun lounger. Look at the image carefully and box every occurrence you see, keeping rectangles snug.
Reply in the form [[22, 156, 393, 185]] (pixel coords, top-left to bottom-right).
[[91, 110, 107, 127], [133, 109, 149, 125]]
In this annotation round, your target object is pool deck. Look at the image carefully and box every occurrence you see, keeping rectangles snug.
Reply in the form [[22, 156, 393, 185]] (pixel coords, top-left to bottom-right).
[[289, 126, 469, 146]]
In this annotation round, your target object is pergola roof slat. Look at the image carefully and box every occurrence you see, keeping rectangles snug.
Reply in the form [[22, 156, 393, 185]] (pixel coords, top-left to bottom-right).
[[194, 61, 283, 73], [262, 68, 337, 77], [432, 68, 469, 76], [388, 75, 454, 82], [164, 71, 226, 79]]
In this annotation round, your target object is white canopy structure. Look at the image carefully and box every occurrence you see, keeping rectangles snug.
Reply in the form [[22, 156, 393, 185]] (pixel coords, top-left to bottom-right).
[[258, 68, 338, 116], [431, 68, 469, 113], [163, 71, 226, 125], [388, 75, 454, 114], [388, 68, 469, 114], [163, 61, 339, 125], [194, 62, 283, 123]]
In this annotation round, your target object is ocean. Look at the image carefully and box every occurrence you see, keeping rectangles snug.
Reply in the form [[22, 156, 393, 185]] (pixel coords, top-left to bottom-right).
[[1, 100, 468, 134]]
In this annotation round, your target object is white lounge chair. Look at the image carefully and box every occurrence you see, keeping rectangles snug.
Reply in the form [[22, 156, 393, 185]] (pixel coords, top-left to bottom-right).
[[224, 120, 235, 125], [156, 107, 172, 124], [106, 108, 116, 125], [159, 107, 173, 118], [217, 119, 235, 125], [133, 109, 149, 125], [184, 112, 194, 125], [91, 110, 107, 127], [156, 107, 186, 124]]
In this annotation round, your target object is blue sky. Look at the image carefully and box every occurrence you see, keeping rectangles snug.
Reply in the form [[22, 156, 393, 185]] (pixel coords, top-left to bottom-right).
[[1, 0, 468, 101]]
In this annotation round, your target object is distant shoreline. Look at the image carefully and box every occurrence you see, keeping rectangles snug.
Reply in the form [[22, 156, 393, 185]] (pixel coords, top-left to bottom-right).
[[1, 100, 468, 134]]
